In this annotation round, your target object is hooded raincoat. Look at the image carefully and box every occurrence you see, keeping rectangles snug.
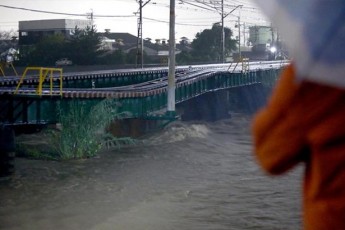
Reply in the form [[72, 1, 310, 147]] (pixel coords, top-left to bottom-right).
[[252, 64, 345, 229]]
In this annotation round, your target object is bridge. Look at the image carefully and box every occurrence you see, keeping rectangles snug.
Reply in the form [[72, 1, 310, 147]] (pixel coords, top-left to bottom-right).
[[0, 60, 286, 129], [0, 60, 287, 176]]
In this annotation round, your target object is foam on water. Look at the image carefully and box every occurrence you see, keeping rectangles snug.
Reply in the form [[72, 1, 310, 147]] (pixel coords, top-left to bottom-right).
[[144, 122, 210, 145]]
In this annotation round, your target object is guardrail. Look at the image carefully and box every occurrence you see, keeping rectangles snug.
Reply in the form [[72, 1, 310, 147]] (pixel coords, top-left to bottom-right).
[[14, 67, 63, 96], [226, 57, 251, 73], [0, 65, 4, 77], [0, 62, 18, 77]]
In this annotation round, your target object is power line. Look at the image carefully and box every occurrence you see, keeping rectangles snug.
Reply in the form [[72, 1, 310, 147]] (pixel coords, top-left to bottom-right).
[[0, 4, 135, 18], [143, 17, 212, 27], [0, 2, 264, 24], [0, 1, 268, 40], [179, 1, 217, 12]]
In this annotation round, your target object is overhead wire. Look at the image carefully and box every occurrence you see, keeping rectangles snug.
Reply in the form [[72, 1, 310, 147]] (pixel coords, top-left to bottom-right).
[[0, 2, 222, 27], [0, 2, 263, 24], [0, 4, 135, 18], [0, 1, 270, 39]]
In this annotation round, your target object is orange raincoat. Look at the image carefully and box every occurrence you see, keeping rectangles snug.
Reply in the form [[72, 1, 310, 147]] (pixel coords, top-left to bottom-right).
[[252, 64, 345, 230]]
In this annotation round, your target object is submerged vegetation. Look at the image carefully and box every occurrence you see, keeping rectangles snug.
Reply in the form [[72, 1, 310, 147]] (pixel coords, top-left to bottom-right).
[[16, 99, 138, 160]]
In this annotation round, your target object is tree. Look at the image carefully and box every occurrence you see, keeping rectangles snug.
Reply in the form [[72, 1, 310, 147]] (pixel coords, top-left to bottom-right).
[[100, 50, 126, 65], [191, 23, 237, 63], [67, 26, 104, 65], [126, 48, 151, 66], [0, 30, 17, 39], [0, 30, 18, 57], [31, 34, 67, 66], [15, 34, 66, 66], [16, 26, 104, 66], [176, 50, 193, 65]]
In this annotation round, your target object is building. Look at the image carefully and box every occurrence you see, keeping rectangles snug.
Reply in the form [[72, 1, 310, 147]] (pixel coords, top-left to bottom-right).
[[19, 19, 92, 46], [248, 25, 277, 52], [17, 19, 191, 64], [99, 32, 184, 63]]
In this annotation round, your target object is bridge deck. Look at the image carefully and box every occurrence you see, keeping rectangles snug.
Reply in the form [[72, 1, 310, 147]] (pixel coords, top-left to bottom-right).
[[0, 61, 288, 125]]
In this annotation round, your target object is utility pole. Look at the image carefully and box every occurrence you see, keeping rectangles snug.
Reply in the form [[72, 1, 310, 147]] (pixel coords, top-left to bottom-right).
[[87, 9, 94, 27], [136, 0, 143, 68], [136, 0, 151, 68], [221, 0, 224, 63], [238, 16, 241, 59], [221, 4, 242, 63], [271, 23, 275, 46], [167, 0, 176, 116], [243, 22, 246, 46]]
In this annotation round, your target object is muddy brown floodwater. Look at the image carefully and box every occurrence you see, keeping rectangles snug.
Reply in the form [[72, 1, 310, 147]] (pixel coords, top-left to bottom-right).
[[0, 114, 302, 230]]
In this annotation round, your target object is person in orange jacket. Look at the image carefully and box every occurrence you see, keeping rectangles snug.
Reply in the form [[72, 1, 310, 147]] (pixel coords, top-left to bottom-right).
[[252, 63, 345, 229]]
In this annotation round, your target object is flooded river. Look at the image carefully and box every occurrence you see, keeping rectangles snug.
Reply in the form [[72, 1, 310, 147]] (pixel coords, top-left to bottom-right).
[[0, 114, 302, 230]]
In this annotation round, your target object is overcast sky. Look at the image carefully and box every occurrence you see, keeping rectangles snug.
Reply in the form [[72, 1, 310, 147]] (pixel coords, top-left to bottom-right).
[[0, 0, 269, 41]]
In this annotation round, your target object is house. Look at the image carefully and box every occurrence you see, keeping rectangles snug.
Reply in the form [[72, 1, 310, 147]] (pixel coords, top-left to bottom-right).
[[98, 32, 183, 63], [98, 31, 137, 53]]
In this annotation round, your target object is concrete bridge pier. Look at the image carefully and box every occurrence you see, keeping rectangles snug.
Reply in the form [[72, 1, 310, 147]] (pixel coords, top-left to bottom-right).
[[0, 126, 15, 177]]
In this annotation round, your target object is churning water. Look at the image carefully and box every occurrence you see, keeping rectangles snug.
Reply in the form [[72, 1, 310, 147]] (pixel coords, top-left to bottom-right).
[[0, 113, 302, 230]]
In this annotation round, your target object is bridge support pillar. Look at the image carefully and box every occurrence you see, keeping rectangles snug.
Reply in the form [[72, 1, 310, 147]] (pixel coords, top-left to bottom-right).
[[0, 126, 15, 177]]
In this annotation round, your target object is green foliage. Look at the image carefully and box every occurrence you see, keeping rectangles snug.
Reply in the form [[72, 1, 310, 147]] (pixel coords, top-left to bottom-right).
[[126, 48, 138, 65], [32, 34, 67, 66], [100, 50, 126, 65], [17, 26, 104, 66], [67, 26, 104, 65], [54, 99, 128, 159], [15, 131, 61, 160], [125, 48, 152, 66], [15, 100, 138, 160], [0, 30, 17, 40], [13, 24, 238, 67], [16, 34, 67, 66], [191, 23, 237, 62], [176, 50, 193, 65]]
